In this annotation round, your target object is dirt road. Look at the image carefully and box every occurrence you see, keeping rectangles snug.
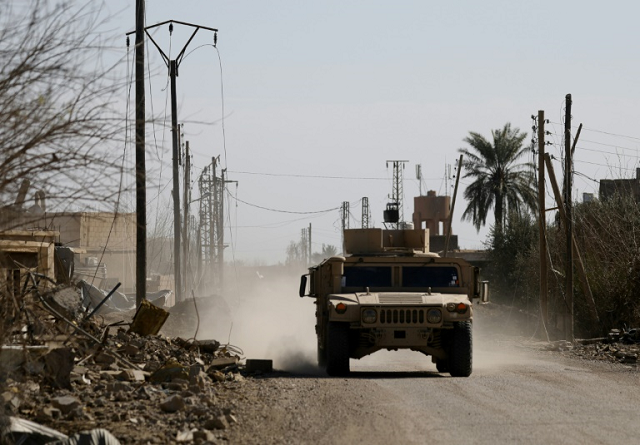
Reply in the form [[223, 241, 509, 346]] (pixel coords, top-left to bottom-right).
[[225, 327, 640, 445]]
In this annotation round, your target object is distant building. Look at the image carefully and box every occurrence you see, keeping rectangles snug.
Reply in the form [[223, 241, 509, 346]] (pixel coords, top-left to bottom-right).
[[599, 168, 640, 202], [412, 191, 459, 252], [583, 193, 595, 203]]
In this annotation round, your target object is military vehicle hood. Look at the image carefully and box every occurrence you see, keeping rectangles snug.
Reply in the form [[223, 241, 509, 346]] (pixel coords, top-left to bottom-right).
[[329, 291, 470, 306]]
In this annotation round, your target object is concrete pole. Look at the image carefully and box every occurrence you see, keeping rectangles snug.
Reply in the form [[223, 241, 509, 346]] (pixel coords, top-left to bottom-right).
[[538, 110, 548, 336], [170, 59, 182, 303], [134, 0, 146, 308]]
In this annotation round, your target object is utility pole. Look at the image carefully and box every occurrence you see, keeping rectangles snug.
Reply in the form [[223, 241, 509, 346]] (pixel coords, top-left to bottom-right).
[[386, 160, 408, 229], [308, 223, 312, 265], [361, 197, 370, 228], [134, 0, 146, 308], [444, 155, 462, 257], [183, 141, 191, 298], [341, 201, 349, 252], [137, 20, 218, 303], [219, 168, 226, 294], [217, 169, 237, 295], [169, 58, 182, 302], [564, 93, 574, 341], [537, 110, 549, 336]]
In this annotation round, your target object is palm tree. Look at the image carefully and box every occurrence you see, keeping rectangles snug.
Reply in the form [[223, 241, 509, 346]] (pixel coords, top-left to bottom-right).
[[458, 123, 537, 233]]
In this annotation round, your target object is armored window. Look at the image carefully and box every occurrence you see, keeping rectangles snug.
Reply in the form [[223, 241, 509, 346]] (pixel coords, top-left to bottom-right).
[[343, 266, 392, 288], [402, 266, 460, 288]]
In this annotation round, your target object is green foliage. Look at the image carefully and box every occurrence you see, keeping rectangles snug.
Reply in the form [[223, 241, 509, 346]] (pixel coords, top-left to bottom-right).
[[485, 212, 538, 305], [459, 123, 537, 232]]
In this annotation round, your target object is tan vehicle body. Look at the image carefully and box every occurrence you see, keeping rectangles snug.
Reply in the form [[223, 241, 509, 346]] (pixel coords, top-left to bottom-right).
[[300, 228, 485, 376]]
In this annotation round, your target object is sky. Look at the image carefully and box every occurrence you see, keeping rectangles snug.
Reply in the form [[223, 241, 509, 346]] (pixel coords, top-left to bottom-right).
[[105, 0, 640, 264]]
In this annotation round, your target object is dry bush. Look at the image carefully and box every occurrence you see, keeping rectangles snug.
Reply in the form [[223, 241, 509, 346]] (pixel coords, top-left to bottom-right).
[[571, 194, 640, 335], [0, 0, 128, 222], [485, 194, 640, 338]]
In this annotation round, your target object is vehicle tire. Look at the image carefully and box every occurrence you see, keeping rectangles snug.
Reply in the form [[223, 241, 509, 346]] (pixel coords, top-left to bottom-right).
[[448, 321, 472, 377], [325, 322, 350, 376], [435, 359, 448, 373], [317, 342, 327, 368]]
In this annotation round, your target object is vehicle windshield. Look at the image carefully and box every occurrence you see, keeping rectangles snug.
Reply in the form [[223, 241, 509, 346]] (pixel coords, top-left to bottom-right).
[[342, 266, 392, 287], [402, 266, 459, 288], [341, 265, 460, 288]]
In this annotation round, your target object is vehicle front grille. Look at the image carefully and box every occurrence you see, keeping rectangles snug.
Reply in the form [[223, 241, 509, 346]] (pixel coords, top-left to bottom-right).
[[379, 295, 424, 304], [379, 308, 425, 325]]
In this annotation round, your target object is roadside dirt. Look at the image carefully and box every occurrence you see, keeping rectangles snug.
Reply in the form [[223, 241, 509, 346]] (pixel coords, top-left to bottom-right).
[[1, 294, 637, 444]]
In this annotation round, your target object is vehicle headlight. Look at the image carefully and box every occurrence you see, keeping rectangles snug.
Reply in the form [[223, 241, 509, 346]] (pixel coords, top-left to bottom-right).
[[427, 308, 442, 323], [362, 308, 377, 324], [446, 302, 469, 314]]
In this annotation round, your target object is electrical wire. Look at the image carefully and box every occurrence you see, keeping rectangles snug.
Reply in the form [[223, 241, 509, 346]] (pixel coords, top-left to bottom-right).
[[226, 188, 341, 215], [226, 170, 418, 181]]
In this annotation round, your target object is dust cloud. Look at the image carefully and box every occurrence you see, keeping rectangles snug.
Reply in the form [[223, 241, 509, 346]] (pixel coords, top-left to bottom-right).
[[186, 269, 535, 375], [472, 303, 541, 372], [194, 265, 324, 375]]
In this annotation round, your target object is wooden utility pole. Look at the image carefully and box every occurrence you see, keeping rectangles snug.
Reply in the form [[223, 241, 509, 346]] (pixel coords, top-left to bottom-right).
[[537, 110, 548, 336], [134, 0, 146, 308], [564, 94, 574, 341], [444, 155, 463, 257], [545, 155, 599, 324]]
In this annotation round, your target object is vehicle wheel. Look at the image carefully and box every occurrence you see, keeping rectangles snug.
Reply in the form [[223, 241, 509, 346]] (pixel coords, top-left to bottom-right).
[[325, 322, 350, 376], [448, 321, 472, 377], [435, 359, 448, 373], [317, 342, 327, 368]]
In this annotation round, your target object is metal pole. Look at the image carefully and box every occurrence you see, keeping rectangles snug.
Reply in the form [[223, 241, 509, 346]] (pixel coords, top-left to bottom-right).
[[219, 168, 226, 294], [170, 59, 182, 303], [134, 0, 146, 308]]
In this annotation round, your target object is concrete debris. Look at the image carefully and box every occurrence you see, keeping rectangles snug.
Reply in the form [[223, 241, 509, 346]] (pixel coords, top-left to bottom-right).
[[560, 328, 640, 365], [160, 394, 186, 413], [44, 348, 75, 389], [129, 298, 170, 336], [0, 284, 250, 443], [51, 395, 82, 415], [79, 280, 135, 315], [204, 415, 230, 430], [246, 359, 274, 373]]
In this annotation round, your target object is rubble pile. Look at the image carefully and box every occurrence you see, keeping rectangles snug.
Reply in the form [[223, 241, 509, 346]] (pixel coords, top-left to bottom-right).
[[0, 283, 252, 444], [542, 328, 640, 366]]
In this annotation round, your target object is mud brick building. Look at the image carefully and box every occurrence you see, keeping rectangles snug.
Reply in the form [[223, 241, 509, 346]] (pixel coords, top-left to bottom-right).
[[44, 212, 137, 292]]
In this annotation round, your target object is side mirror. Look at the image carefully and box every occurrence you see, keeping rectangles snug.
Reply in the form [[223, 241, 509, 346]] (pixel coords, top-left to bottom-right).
[[480, 281, 489, 303], [299, 274, 308, 298]]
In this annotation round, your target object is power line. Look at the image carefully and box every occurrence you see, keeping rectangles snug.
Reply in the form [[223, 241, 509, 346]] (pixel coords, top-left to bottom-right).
[[549, 121, 640, 142], [226, 189, 341, 214], [226, 170, 442, 181]]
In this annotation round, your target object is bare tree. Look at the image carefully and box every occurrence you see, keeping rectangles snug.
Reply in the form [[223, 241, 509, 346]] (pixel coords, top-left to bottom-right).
[[0, 0, 129, 226]]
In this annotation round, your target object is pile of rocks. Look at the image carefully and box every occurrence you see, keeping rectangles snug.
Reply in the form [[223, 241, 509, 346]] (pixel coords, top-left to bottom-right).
[[0, 284, 253, 444], [543, 329, 640, 366]]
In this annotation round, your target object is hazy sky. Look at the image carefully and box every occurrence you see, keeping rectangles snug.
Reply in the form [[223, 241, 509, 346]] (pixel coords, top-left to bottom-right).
[[108, 1, 640, 264]]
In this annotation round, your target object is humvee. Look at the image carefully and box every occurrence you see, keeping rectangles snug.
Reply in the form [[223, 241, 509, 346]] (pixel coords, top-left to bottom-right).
[[299, 228, 488, 377]]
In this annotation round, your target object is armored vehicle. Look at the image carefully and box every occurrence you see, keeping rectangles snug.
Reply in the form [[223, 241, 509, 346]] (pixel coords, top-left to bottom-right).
[[299, 228, 487, 377]]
